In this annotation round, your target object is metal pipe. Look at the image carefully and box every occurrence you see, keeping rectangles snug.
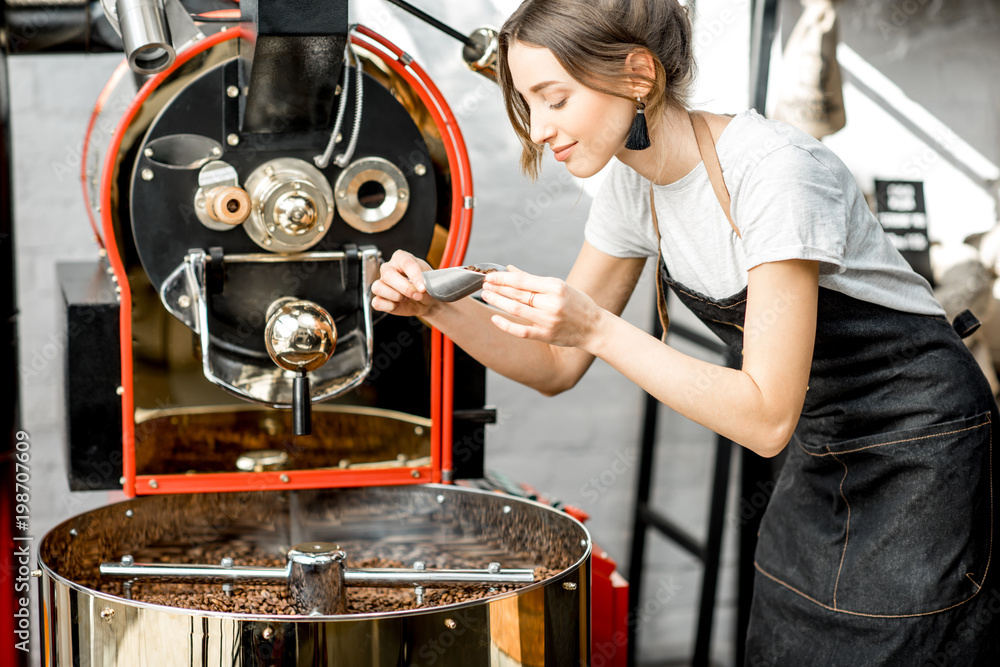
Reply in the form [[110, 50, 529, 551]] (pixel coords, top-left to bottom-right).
[[99, 561, 535, 587], [343, 567, 535, 588], [115, 0, 174, 74]]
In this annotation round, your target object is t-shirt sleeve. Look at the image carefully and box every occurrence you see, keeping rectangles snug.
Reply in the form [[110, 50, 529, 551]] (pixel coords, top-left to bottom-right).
[[584, 162, 659, 259], [735, 145, 848, 276]]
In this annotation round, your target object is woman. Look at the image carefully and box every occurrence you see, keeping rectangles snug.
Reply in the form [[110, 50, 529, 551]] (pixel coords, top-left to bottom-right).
[[372, 0, 998, 663]]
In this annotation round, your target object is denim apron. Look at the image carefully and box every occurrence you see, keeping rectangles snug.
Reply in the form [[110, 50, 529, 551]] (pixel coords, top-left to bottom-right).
[[651, 114, 999, 665]]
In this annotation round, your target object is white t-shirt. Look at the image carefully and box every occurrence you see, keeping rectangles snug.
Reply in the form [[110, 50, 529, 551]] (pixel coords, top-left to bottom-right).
[[585, 109, 945, 317]]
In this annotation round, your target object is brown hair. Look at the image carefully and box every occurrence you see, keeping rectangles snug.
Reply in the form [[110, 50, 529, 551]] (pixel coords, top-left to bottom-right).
[[498, 0, 695, 179]]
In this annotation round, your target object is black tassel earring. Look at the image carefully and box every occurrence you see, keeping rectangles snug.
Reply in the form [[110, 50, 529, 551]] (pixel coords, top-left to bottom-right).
[[625, 97, 651, 150]]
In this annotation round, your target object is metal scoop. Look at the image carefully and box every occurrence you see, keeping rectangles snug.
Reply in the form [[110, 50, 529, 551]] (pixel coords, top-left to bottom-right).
[[421, 263, 507, 302]]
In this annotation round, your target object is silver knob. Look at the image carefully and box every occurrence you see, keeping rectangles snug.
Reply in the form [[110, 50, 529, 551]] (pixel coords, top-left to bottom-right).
[[264, 300, 336, 373], [273, 192, 318, 235]]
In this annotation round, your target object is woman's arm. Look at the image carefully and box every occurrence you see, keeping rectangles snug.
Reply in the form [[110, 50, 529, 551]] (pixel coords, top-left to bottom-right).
[[483, 259, 819, 457], [371, 242, 646, 395]]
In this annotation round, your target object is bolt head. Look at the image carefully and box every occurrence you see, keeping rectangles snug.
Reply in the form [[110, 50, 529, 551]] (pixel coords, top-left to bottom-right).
[[148, 479, 159, 489], [262, 626, 274, 640], [143, 148, 153, 158], [279, 474, 290, 483], [226, 85, 240, 98], [410, 469, 420, 479], [100, 608, 115, 622], [140, 168, 154, 181], [177, 295, 191, 309], [414, 164, 427, 176], [226, 134, 240, 146], [444, 619, 457, 629], [563, 581, 578, 591]]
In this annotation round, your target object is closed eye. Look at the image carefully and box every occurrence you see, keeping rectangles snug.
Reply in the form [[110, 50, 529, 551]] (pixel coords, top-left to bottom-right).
[[549, 99, 567, 110]]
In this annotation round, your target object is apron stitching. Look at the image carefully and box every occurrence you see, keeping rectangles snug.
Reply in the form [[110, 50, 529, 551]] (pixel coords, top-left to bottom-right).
[[829, 451, 851, 611], [980, 414, 994, 590], [706, 317, 744, 333], [795, 419, 990, 457], [672, 285, 746, 309], [761, 415, 995, 619], [754, 561, 989, 618]]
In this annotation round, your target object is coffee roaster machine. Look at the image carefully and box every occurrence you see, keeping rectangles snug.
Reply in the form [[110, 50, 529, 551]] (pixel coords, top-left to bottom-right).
[[2, 1, 630, 664]]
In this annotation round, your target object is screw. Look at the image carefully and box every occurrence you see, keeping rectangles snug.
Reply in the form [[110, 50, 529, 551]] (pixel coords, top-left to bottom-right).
[[100, 608, 115, 622], [221, 557, 234, 568], [125, 510, 133, 518], [148, 479, 158, 489], [211, 146, 222, 156], [265, 166, 274, 177], [143, 148, 154, 158], [318, 225, 325, 232], [121, 555, 134, 566], [265, 239, 272, 246], [488, 562, 501, 574], [399, 190, 409, 201], [414, 164, 426, 176], [337, 190, 346, 199], [30, 569, 41, 578], [436, 494, 445, 504], [444, 619, 457, 629], [262, 626, 273, 640], [69, 528, 78, 536], [414, 561, 425, 571], [116, 386, 124, 395], [415, 426, 425, 435], [141, 168, 154, 181], [279, 474, 290, 483], [502, 505, 511, 514], [293, 182, 301, 190], [563, 581, 578, 591], [410, 469, 420, 479], [335, 132, 343, 144], [226, 134, 240, 146], [226, 85, 239, 98], [178, 295, 191, 309]]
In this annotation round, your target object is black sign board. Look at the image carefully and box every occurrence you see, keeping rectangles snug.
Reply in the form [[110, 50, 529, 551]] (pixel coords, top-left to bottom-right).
[[874, 179, 933, 286]]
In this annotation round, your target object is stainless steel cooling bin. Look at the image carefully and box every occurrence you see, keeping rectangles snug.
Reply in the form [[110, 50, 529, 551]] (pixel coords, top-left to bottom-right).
[[38, 484, 592, 665]]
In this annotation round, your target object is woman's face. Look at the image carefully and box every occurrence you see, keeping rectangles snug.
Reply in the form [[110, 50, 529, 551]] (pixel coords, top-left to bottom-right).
[[507, 41, 635, 178]]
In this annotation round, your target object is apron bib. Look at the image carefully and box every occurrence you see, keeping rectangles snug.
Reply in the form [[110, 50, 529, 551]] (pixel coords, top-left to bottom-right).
[[649, 113, 999, 665]]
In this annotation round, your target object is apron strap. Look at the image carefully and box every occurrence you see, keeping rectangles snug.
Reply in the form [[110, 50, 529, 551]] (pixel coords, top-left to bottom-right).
[[647, 110, 738, 337], [689, 111, 741, 238]]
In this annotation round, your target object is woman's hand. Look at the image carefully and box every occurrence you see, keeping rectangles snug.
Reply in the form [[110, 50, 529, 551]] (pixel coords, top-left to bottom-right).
[[371, 250, 437, 318], [480, 266, 608, 349]]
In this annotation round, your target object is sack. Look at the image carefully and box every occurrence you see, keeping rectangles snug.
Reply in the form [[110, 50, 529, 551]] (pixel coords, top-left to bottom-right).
[[773, 0, 846, 139]]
